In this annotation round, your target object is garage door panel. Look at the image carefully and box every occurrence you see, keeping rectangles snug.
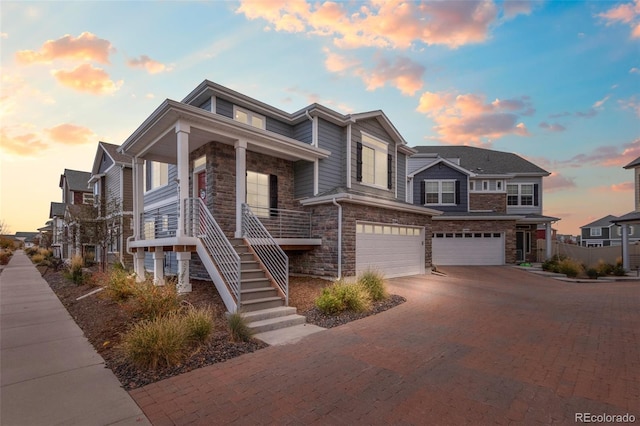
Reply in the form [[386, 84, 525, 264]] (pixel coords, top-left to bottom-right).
[[356, 223, 424, 278], [433, 234, 504, 266]]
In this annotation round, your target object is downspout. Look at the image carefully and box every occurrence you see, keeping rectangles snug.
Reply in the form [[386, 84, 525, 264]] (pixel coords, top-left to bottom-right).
[[332, 198, 342, 279]]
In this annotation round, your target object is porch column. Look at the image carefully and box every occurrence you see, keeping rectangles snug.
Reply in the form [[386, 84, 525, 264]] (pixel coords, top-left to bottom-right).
[[152, 248, 165, 286], [132, 157, 144, 240], [176, 251, 191, 293], [134, 250, 145, 282], [176, 122, 190, 238], [621, 223, 630, 271], [545, 222, 553, 260], [235, 139, 247, 238]]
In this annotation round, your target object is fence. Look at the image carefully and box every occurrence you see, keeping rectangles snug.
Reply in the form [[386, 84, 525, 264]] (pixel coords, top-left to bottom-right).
[[544, 239, 640, 269]]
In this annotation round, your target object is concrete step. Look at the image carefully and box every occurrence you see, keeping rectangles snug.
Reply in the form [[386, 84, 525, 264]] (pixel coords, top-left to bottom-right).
[[240, 297, 285, 312], [254, 323, 326, 346], [247, 314, 306, 334], [240, 287, 278, 301], [242, 306, 297, 322]]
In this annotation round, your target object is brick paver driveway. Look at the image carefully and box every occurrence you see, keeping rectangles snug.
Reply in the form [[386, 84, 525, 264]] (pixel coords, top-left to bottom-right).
[[130, 267, 640, 425]]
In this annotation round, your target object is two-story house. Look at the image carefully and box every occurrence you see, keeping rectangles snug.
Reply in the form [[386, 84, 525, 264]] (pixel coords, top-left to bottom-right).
[[118, 80, 440, 313], [407, 146, 557, 265], [88, 142, 134, 268], [580, 214, 640, 247], [612, 155, 640, 270]]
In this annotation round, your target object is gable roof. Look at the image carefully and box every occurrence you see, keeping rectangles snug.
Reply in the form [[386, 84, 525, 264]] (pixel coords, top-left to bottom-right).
[[49, 202, 67, 218], [408, 157, 475, 178], [413, 146, 549, 176], [624, 156, 640, 169], [59, 169, 92, 192], [91, 141, 130, 177], [580, 214, 618, 228]]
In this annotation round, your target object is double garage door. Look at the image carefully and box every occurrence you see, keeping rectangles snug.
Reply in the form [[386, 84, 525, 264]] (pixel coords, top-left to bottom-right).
[[432, 232, 504, 266], [355, 222, 425, 278]]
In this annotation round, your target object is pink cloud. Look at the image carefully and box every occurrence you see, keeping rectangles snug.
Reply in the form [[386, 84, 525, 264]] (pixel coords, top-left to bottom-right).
[[127, 55, 170, 74], [322, 48, 360, 73], [611, 181, 635, 192], [0, 128, 48, 156], [502, 0, 533, 18], [236, 0, 510, 49], [357, 56, 425, 95], [544, 172, 576, 193], [598, 0, 640, 39], [44, 123, 94, 145], [618, 95, 640, 117], [539, 138, 640, 169], [51, 64, 122, 95], [416, 90, 532, 144], [16, 32, 114, 64], [539, 122, 566, 132]]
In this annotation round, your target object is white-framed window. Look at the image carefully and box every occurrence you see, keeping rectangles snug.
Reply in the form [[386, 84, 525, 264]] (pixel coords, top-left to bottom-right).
[[469, 181, 475, 191], [145, 161, 169, 192], [590, 227, 602, 237], [246, 171, 270, 217], [616, 226, 633, 236], [496, 180, 503, 191], [482, 180, 489, 191], [507, 183, 534, 206], [424, 180, 455, 205], [82, 193, 94, 205], [360, 133, 388, 188], [233, 106, 265, 129]]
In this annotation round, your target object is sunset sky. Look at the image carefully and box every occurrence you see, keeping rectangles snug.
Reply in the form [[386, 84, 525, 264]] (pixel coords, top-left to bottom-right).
[[1, 0, 639, 236]]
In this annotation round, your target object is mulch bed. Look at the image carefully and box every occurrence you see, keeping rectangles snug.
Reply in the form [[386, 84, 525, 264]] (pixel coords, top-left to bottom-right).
[[39, 267, 405, 390]]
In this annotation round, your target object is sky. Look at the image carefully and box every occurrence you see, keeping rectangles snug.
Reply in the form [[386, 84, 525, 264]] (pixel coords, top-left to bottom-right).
[[1, 0, 639, 236]]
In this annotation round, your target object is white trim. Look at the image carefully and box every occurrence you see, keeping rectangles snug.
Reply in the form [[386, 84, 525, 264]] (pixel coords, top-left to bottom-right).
[[211, 95, 216, 113], [360, 131, 389, 190], [424, 179, 456, 206], [300, 192, 442, 216], [313, 159, 319, 196], [346, 123, 352, 189], [408, 157, 476, 178], [143, 196, 178, 212], [312, 116, 318, 147], [233, 105, 266, 130], [394, 145, 398, 199]]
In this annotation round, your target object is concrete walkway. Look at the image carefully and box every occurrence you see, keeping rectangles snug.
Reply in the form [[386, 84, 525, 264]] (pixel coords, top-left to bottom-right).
[[130, 266, 639, 425], [0, 251, 150, 426]]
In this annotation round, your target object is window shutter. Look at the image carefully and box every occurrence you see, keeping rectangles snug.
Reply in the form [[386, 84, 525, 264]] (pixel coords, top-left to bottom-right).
[[533, 184, 539, 206], [455, 180, 461, 205], [387, 154, 393, 189], [269, 174, 278, 217], [356, 142, 363, 182], [420, 180, 426, 205]]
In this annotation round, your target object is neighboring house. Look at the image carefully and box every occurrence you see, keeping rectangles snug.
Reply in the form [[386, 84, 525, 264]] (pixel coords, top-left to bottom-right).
[[14, 232, 38, 248], [118, 79, 440, 313], [49, 169, 94, 260], [579, 215, 640, 247], [407, 146, 558, 265], [88, 141, 134, 267], [612, 155, 640, 270]]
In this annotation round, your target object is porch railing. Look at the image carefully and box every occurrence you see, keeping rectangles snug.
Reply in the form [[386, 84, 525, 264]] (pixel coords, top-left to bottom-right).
[[242, 204, 288, 305], [139, 201, 178, 240], [185, 198, 241, 303], [247, 206, 311, 238]]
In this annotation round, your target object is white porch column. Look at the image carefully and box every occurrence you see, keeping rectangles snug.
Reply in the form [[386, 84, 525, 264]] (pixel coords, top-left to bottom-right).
[[235, 139, 247, 238], [134, 250, 145, 282], [176, 251, 191, 293], [621, 223, 630, 271], [176, 122, 190, 238], [132, 157, 144, 240], [545, 222, 553, 260], [152, 248, 165, 286]]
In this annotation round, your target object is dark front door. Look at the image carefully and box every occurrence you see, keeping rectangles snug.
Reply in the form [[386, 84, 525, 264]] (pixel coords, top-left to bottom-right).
[[516, 231, 525, 262]]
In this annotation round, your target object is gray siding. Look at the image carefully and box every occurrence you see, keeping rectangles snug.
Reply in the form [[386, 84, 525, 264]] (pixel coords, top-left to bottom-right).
[[266, 117, 293, 138], [293, 121, 312, 144], [397, 153, 407, 201], [105, 165, 121, 208], [412, 164, 468, 213], [144, 164, 178, 206], [317, 118, 344, 193], [294, 161, 314, 199], [215, 98, 233, 119], [144, 252, 178, 275], [97, 153, 113, 174], [198, 98, 212, 112]]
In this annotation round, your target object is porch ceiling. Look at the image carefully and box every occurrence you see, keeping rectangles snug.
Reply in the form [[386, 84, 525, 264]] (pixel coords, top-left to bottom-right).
[[121, 100, 330, 164]]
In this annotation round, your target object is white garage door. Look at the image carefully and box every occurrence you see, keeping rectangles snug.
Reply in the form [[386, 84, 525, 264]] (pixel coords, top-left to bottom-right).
[[356, 222, 425, 278], [432, 232, 504, 266]]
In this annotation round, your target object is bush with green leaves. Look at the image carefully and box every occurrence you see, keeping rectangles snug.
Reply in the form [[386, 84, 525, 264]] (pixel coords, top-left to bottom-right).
[[227, 311, 254, 342], [612, 264, 627, 276], [586, 268, 599, 279], [315, 280, 372, 315], [103, 268, 137, 302], [357, 270, 387, 301]]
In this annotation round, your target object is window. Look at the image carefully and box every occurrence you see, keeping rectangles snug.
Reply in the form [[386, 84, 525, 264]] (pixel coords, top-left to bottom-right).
[[590, 228, 602, 237], [246, 171, 275, 217], [469, 181, 475, 191], [496, 180, 503, 191], [145, 161, 168, 192], [233, 106, 265, 129], [616, 226, 633, 236], [424, 180, 456, 205], [482, 181, 489, 191], [507, 183, 536, 206], [82, 193, 94, 205], [357, 133, 389, 188]]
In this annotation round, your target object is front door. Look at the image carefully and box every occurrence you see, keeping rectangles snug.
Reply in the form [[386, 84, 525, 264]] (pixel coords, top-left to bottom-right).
[[197, 171, 206, 202], [516, 231, 527, 262]]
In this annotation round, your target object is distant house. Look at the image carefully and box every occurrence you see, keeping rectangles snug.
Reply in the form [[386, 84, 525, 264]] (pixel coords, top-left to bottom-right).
[[580, 214, 640, 247], [612, 155, 640, 270], [14, 232, 38, 248], [407, 146, 558, 265]]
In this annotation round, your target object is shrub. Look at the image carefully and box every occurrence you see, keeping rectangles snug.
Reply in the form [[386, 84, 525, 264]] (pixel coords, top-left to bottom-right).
[[31, 254, 45, 265], [65, 255, 85, 285], [586, 268, 599, 279], [182, 304, 214, 344], [129, 280, 180, 320], [358, 270, 387, 301], [25, 247, 38, 256], [103, 269, 137, 302], [121, 313, 188, 370], [227, 312, 254, 342], [315, 280, 372, 314], [0, 251, 11, 265], [612, 265, 627, 276], [595, 260, 614, 276], [557, 258, 583, 278]]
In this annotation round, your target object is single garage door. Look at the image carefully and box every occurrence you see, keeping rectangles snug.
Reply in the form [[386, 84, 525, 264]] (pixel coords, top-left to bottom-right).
[[432, 232, 504, 266], [356, 222, 425, 278]]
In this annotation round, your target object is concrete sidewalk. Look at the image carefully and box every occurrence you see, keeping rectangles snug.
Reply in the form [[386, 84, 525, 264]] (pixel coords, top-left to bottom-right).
[[0, 251, 149, 426]]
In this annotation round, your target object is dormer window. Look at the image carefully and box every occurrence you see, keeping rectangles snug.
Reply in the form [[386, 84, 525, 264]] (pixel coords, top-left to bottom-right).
[[233, 106, 265, 129]]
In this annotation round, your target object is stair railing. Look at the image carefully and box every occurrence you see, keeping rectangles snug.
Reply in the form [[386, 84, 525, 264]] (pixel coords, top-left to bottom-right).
[[185, 198, 241, 304], [241, 204, 288, 305]]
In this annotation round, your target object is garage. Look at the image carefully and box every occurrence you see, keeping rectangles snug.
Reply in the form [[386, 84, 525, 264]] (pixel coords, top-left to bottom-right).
[[432, 232, 504, 266], [355, 222, 425, 278]]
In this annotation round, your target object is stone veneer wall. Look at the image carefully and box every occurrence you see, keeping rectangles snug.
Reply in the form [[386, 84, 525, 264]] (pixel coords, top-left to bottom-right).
[[469, 193, 507, 213], [289, 202, 433, 277], [432, 219, 517, 264]]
